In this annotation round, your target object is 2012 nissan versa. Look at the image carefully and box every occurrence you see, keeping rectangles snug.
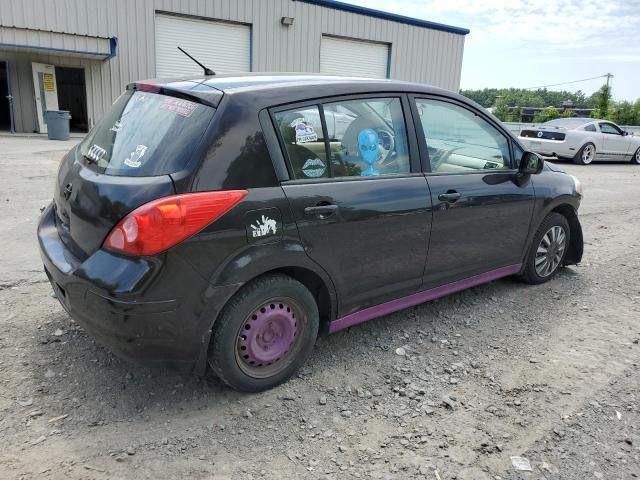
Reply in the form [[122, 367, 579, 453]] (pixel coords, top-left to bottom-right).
[[38, 74, 584, 392]]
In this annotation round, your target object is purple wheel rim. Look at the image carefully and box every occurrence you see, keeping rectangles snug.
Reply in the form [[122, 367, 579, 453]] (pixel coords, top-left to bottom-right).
[[236, 298, 304, 378]]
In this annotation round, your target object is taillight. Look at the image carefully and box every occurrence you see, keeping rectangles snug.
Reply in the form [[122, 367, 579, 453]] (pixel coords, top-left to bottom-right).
[[103, 190, 248, 256], [134, 82, 162, 93]]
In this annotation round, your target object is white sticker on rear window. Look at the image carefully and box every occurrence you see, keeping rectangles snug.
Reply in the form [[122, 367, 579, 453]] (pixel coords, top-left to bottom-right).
[[87, 144, 107, 163], [110, 120, 123, 133], [123, 145, 148, 168], [289, 118, 318, 143], [160, 98, 198, 117]]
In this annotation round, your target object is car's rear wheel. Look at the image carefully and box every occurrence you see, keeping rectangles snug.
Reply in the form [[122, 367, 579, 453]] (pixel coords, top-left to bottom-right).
[[631, 147, 640, 165], [208, 274, 319, 392], [519, 213, 570, 285], [573, 143, 596, 165]]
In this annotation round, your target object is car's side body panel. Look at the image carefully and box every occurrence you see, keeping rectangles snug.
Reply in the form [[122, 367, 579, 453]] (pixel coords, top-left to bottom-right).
[[282, 175, 432, 317], [329, 263, 521, 333], [422, 173, 536, 287]]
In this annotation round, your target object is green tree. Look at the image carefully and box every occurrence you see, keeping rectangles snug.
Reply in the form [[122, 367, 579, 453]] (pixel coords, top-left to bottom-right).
[[493, 98, 510, 121], [590, 85, 612, 119], [460, 88, 595, 110], [533, 107, 560, 123], [608, 101, 638, 125]]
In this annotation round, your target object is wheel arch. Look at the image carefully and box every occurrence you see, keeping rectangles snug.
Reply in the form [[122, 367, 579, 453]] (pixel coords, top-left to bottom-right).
[[550, 203, 583, 266], [520, 197, 583, 275], [574, 140, 597, 164], [194, 257, 337, 374]]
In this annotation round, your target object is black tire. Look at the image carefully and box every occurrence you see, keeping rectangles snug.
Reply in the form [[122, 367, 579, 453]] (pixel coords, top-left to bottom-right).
[[208, 274, 319, 392], [631, 147, 640, 165], [519, 213, 570, 285], [573, 142, 596, 165]]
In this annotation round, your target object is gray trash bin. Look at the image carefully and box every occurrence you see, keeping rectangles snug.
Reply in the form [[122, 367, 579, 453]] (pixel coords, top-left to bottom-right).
[[44, 110, 72, 140]]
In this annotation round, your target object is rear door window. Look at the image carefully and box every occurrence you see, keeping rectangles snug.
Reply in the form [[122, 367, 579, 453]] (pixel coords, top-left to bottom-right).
[[273, 97, 410, 180], [273, 106, 329, 179], [78, 91, 215, 176], [323, 98, 410, 177]]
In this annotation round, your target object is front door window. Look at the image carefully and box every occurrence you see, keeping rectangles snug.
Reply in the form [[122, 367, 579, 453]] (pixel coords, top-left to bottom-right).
[[599, 123, 622, 135], [415, 99, 512, 172]]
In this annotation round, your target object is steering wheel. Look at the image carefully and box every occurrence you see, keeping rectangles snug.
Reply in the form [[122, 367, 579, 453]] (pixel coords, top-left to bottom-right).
[[376, 128, 395, 163]]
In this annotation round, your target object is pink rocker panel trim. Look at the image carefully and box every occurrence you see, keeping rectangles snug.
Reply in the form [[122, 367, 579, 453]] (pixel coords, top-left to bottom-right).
[[329, 264, 522, 333]]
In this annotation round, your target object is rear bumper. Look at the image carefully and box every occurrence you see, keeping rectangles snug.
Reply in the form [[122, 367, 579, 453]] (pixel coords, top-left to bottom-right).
[[38, 203, 235, 370], [519, 138, 574, 158]]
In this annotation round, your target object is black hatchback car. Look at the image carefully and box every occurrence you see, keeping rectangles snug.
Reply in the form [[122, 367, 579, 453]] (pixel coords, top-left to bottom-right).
[[38, 74, 583, 392]]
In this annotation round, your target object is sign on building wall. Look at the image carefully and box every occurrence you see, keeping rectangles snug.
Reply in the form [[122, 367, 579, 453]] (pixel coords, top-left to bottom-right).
[[42, 73, 55, 92]]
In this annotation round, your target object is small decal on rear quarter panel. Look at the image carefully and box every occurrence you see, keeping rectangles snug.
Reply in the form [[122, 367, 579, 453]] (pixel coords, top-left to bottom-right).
[[245, 208, 283, 244]]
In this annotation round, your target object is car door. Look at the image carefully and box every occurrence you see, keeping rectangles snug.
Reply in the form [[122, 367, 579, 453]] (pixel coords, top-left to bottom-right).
[[599, 122, 631, 159], [410, 95, 536, 288], [273, 95, 432, 316]]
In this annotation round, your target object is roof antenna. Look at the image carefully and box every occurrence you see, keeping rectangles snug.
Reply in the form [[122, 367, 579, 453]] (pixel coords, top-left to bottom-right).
[[177, 47, 215, 76]]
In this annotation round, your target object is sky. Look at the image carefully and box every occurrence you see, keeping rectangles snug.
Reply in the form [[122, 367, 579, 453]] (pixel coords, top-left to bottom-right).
[[342, 0, 640, 101]]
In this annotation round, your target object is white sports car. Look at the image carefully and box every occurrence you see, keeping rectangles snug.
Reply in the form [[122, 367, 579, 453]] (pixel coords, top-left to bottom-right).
[[518, 118, 640, 165]]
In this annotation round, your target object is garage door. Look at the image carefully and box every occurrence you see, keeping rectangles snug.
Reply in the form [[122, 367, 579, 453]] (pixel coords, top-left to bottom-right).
[[320, 36, 389, 79], [155, 14, 250, 78]]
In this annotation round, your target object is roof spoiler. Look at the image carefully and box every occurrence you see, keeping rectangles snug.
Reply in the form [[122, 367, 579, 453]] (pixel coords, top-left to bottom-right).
[[126, 81, 223, 108]]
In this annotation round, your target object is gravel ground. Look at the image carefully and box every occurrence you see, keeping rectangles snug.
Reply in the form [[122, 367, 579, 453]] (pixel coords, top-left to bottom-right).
[[0, 136, 639, 480]]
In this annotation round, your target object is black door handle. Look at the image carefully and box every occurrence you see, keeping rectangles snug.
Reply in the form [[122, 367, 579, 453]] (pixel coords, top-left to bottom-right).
[[304, 204, 338, 216], [438, 191, 462, 203]]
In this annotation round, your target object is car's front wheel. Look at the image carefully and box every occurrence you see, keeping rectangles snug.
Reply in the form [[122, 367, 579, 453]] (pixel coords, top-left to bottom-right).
[[631, 147, 640, 165], [573, 143, 596, 165], [519, 213, 570, 284], [208, 274, 319, 392]]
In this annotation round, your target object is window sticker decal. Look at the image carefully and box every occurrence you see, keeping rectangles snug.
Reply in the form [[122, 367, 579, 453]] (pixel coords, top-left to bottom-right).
[[302, 158, 326, 178], [110, 120, 123, 133], [160, 97, 198, 117], [86, 144, 107, 164], [123, 145, 148, 168], [289, 118, 318, 143], [250, 215, 278, 238]]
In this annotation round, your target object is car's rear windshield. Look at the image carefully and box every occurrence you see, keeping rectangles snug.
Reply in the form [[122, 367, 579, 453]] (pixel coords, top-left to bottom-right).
[[78, 91, 215, 176], [543, 118, 589, 129]]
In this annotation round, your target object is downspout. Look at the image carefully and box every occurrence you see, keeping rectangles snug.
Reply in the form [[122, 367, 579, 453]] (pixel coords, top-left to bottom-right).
[[6, 62, 15, 133], [106, 37, 118, 60]]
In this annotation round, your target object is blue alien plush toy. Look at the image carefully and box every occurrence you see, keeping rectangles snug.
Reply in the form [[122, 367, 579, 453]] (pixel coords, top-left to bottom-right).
[[358, 128, 380, 176]]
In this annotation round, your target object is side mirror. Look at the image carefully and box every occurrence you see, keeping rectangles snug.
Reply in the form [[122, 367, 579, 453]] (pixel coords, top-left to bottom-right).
[[519, 151, 544, 175], [622, 130, 629, 136]]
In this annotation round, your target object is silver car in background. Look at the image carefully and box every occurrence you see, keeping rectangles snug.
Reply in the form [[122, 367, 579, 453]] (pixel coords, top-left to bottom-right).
[[518, 118, 640, 165]]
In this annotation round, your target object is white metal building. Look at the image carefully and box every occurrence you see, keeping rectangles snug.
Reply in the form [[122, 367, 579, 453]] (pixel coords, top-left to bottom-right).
[[0, 0, 469, 134]]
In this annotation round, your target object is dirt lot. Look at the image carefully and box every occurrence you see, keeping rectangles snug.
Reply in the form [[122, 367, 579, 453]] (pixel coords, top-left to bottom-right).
[[1, 136, 639, 480]]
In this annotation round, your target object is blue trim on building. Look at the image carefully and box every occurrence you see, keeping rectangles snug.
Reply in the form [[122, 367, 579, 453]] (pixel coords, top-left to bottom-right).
[[298, 0, 470, 35], [0, 41, 117, 60], [108, 37, 118, 59]]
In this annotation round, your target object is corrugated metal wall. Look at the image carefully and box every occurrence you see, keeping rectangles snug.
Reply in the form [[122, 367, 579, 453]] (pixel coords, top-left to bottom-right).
[[0, 0, 466, 133]]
